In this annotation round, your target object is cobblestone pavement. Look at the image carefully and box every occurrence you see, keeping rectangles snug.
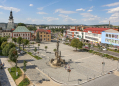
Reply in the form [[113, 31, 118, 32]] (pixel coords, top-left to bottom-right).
[[0, 56, 16, 86], [24, 42, 118, 85], [17, 54, 50, 84]]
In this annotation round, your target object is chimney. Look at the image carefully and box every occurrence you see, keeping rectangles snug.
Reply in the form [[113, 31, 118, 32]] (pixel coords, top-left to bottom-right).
[[109, 21, 110, 28]]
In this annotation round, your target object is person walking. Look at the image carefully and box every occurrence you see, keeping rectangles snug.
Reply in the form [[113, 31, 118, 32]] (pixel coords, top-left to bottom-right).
[[65, 65, 67, 70]]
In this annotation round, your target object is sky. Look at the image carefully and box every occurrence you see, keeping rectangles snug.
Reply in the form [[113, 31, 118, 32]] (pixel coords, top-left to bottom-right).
[[0, 0, 119, 25]]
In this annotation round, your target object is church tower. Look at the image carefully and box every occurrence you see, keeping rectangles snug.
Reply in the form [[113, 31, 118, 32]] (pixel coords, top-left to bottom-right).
[[7, 10, 14, 30]]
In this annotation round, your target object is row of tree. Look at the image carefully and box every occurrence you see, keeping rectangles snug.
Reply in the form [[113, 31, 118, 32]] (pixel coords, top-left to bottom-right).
[[12, 37, 29, 51], [50, 28, 65, 34]]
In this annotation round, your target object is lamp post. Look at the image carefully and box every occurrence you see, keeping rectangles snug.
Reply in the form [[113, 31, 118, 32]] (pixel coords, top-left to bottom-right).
[[15, 55, 18, 76], [67, 69, 71, 81], [117, 59, 119, 70]]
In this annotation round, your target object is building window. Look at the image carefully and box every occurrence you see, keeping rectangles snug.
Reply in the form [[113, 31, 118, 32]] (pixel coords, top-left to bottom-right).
[[109, 34, 111, 38], [41, 35, 42, 37], [26, 34, 27, 36], [44, 38, 45, 40], [41, 32, 42, 34], [48, 35, 49, 37], [106, 34, 108, 37], [48, 38, 49, 40], [44, 35, 45, 37], [115, 35, 118, 39], [112, 34, 114, 38]]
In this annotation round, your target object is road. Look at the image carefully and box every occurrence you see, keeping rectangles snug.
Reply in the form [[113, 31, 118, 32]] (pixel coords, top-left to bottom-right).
[[91, 47, 119, 58], [83, 73, 119, 86]]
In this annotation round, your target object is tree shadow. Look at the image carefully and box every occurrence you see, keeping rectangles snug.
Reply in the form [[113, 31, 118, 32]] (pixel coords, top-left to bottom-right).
[[20, 65, 37, 69], [17, 59, 34, 63]]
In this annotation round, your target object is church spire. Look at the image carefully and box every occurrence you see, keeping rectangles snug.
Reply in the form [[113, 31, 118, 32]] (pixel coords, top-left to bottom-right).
[[9, 10, 13, 19]]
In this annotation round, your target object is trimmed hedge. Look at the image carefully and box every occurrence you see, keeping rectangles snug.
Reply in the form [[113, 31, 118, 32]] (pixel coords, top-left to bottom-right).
[[8, 67, 22, 80], [18, 78, 30, 86], [28, 52, 42, 60]]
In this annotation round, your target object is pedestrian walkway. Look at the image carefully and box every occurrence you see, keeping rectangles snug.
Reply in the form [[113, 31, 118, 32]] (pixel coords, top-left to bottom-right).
[[0, 56, 16, 86]]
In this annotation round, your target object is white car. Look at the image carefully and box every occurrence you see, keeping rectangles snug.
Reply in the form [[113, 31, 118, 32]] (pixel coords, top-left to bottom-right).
[[103, 48, 107, 51]]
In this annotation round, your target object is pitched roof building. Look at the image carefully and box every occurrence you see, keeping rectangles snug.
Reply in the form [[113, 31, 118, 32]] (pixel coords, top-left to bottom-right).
[[36, 29, 51, 42], [12, 26, 31, 40]]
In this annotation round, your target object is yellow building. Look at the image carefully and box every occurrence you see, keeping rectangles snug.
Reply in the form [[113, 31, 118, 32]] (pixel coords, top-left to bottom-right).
[[36, 29, 51, 42]]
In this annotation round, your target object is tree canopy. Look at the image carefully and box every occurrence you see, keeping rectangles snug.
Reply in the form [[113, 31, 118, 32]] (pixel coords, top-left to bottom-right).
[[36, 32, 40, 43], [17, 23, 26, 26], [27, 26, 36, 31], [2, 42, 15, 56], [12, 38, 17, 44], [8, 47, 18, 62], [1, 41, 8, 49], [70, 38, 83, 51]]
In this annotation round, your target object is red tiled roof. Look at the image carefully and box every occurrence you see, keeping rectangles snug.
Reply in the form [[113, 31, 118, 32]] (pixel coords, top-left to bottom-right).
[[36, 29, 51, 34], [46, 30, 51, 33], [83, 28, 110, 34]]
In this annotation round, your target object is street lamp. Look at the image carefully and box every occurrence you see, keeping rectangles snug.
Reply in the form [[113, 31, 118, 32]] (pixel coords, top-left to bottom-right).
[[67, 68, 71, 81], [15, 55, 18, 76]]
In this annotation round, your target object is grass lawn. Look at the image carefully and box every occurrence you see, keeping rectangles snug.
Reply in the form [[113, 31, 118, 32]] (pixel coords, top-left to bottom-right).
[[28, 52, 42, 60], [8, 67, 22, 80], [18, 78, 30, 86]]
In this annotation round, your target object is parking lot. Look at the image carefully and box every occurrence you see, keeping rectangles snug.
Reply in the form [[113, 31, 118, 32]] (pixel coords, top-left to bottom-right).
[[26, 42, 118, 85]]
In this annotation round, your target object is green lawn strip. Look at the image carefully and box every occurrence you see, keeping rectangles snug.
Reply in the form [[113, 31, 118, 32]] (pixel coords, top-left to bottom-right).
[[27, 52, 42, 60], [87, 49, 119, 60], [8, 67, 22, 80], [18, 78, 30, 86]]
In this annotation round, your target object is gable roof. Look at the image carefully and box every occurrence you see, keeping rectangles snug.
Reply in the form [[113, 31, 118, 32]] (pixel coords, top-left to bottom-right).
[[13, 26, 30, 32], [36, 29, 51, 34]]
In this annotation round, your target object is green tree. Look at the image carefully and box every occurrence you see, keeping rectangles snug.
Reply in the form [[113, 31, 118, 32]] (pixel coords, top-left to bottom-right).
[[38, 43, 40, 50], [2, 43, 15, 56], [45, 46, 48, 51], [34, 47, 37, 56], [53, 49, 57, 52], [8, 47, 18, 62], [1, 41, 8, 49], [12, 38, 17, 45], [22, 39, 29, 50], [27, 26, 36, 31], [88, 43, 91, 50], [23, 60, 27, 80], [17, 23, 26, 26], [17, 37, 22, 52], [36, 32, 40, 43], [70, 38, 83, 51], [1, 37, 7, 42]]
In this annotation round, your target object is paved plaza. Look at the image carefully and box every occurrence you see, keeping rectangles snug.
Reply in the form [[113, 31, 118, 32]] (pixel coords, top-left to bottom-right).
[[23, 42, 119, 85]]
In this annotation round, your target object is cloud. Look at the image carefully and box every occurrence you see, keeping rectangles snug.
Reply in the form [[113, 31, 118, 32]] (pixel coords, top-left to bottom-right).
[[87, 10, 92, 12], [37, 12, 47, 14], [0, 12, 3, 14], [43, 17, 59, 22], [26, 18, 44, 22], [87, 6, 94, 12], [100, 12, 119, 23], [76, 8, 85, 11], [106, 7, 119, 13], [37, 7, 44, 10], [102, 2, 119, 7], [80, 13, 100, 21], [59, 14, 77, 23], [55, 9, 76, 14], [90, 6, 94, 9], [0, 5, 20, 12], [37, 1, 59, 10], [29, 4, 33, 6]]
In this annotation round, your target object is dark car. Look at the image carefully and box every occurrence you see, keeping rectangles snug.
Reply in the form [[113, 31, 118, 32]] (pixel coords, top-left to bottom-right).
[[20, 51, 26, 54]]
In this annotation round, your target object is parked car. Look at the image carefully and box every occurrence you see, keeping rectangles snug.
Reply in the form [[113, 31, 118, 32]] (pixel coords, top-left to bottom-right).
[[20, 51, 26, 54], [103, 48, 107, 51]]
